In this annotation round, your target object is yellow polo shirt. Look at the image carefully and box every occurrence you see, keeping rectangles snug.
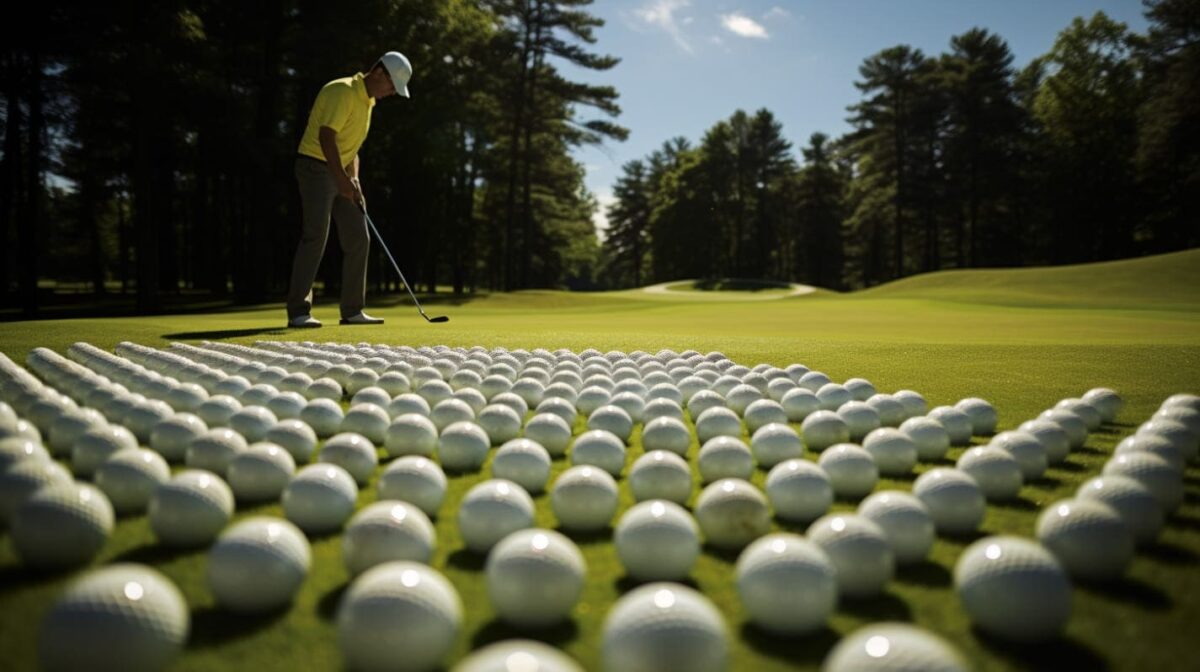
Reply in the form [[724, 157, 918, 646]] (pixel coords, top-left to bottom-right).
[[297, 73, 376, 167]]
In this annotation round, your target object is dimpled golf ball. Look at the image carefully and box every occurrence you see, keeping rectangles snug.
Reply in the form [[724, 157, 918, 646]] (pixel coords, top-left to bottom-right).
[[474, 404, 521, 445], [955, 398, 998, 436], [695, 407, 743, 443], [863, 428, 918, 476], [383, 413, 438, 459], [858, 491, 935, 565], [1082, 387, 1123, 423], [196, 395, 242, 428], [1163, 393, 1200, 413], [338, 561, 462, 672], [300, 398, 344, 438], [615, 500, 700, 581], [1036, 498, 1133, 582], [687, 390, 726, 421], [438, 421, 491, 472], [338, 405, 389, 445], [320, 432, 378, 486], [698, 436, 754, 483], [343, 501, 436, 576], [866, 394, 907, 428], [800, 410, 849, 452], [741, 399, 785, 433], [900, 416, 950, 461], [185, 427, 248, 475], [378, 456, 447, 518], [0, 436, 50, 472], [492, 438, 552, 494], [226, 442, 296, 503], [458, 479, 535, 552], [1154, 405, 1200, 438], [39, 563, 189, 672], [1018, 419, 1071, 465], [523, 412, 573, 457], [456, 639, 583, 672], [570, 429, 627, 477], [73, 424, 139, 478], [836, 401, 881, 443], [957, 446, 1023, 501], [695, 479, 771, 550], [955, 536, 1071, 641], [913, 468, 985, 535], [280, 463, 357, 534], [628, 451, 692, 505], [1116, 433, 1184, 472], [640, 416, 690, 456], [11, 482, 113, 568], [577, 386, 612, 416], [926, 406, 972, 446], [1056, 398, 1102, 432], [817, 444, 879, 500], [780, 388, 820, 423], [822, 623, 967, 672], [735, 533, 837, 635], [765, 459, 832, 523], [94, 448, 170, 516], [552, 466, 619, 532], [47, 408, 106, 457], [1039, 408, 1088, 450], [125, 401, 175, 443], [750, 423, 804, 468], [267, 391, 307, 421], [537, 398, 577, 427], [207, 516, 310, 612], [1137, 417, 1199, 464], [486, 528, 586, 627], [1076, 475, 1164, 546], [726, 384, 765, 416], [264, 419, 318, 464], [149, 470, 233, 547], [1103, 452, 1183, 512], [602, 583, 728, 672], [0, 458, 72, 525], [991, 430, 1048, 481], [807, 514, 894, 599], [388, 393, 431, 419]]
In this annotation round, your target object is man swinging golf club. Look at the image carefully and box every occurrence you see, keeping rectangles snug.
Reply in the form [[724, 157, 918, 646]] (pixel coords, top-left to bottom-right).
[[286, 51, 412, 328]]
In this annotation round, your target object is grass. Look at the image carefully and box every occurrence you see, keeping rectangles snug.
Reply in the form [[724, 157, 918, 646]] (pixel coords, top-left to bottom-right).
[[1, 250, 1199, 671]]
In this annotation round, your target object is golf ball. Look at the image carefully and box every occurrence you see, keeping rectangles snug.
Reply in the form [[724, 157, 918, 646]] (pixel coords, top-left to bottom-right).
[[1102, 452, 1183, 512], [282, 463, 358, 535], [991, 430, 1048, 480], [695, 407, 742, 443], [862, 428, 918, 476], [628, 450, 692, 505], [900, 416, 950, 460], [226, 442, 296, 503], [438, 421, 491, 472], [615, 500, 700, 581], [320, 432, 379, 486], [185, 427, 248, 476], [956, 446, 1023, 501], [817, 444, 879, 499], [455, 640, 583, 672], [927, 406, 973, 446], [765, 459, 832, 523], [602, 583, 728, 672], [551, 466, 619, 532], [486, 528, 586, 627], [955, 536, 1071, 641], [0, 458, 72, 525], [1076, 475, 1163, 546], [822, 623, 967, 672], [570, 429, 627, 477], [265, 419, 318, 463], [148, 470, 234, 547], [807, 513, 894, 599], [801, 410, 850, 452], [735, 533, 837, 635], [750, 423, 804, 468], [492, 438, 552, 494], [955, 398, 998, 435], [458, 479, 536, 552], [1036, 498, 1133, 582], [378, 455, 447, 518], [837, 401, 882, 442], [694, 478, 770, 550], [1017, 419, 1071, 465], [857, 491, 935, 565], [94, 448, 170, 516], [698, 436, 754, 483], [207, 517, 311, 612], [343, 501, 436, 576], [912, 468, 985, 535], [340, 404, 390, 444]]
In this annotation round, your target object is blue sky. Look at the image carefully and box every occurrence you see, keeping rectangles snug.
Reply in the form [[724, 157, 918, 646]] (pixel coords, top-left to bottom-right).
[[563, 0, 1151, 235]]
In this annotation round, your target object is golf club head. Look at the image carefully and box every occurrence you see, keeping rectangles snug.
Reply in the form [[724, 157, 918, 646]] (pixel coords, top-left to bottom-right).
[[428, 316, 449, 323]]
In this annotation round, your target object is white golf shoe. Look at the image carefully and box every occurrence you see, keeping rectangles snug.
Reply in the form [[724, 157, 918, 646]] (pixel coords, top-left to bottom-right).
[[287, 314, 322, 329], [340, 312, 385, 325]]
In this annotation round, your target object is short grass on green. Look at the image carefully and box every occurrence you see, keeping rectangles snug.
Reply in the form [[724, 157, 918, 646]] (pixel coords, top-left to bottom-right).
[[2, 249, 1199, 671]]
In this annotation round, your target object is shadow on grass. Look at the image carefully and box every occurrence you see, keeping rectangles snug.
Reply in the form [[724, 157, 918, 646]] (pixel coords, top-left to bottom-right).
[[1073, 446, 1106, 456], [895, 560, 952, 588], [1079, 576, 1172, 611], [316, 581, 349, 621], [556, 526, 615, 545], [1141, 539, 1199, 565], [189, 605, 290, 648], [1032, 473, 1064, 487], [0, 562, 76, 596], [838, 590, 913, 621], [111, 543, 201, 565], [993, 496, 1040, 512], [614, 575, 700, 596], [1167, 511, 1200, 532], [741, 622, 839, 666], [1052, 460, 1089, 473], [975, 628, 1109, 671], [446, 548, 487, 572], [162, 327, 291, 340], [940, 529, 989, 545], [471, 617, 579, 649]]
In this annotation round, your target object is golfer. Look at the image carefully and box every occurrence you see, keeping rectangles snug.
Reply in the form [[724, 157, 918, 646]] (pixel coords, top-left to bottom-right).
[[286, 51, 412, 328]]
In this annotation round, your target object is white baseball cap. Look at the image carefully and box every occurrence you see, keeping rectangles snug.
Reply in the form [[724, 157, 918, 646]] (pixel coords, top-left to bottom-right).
[[379, 51, 412, 98]]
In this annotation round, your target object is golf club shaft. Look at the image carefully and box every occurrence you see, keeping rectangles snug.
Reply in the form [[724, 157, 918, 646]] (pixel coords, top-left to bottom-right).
[[359, 206, 439, 321]]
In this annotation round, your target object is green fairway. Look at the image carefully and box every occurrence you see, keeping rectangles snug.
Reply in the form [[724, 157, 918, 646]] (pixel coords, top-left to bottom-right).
[[1, 251, 1199, 671]]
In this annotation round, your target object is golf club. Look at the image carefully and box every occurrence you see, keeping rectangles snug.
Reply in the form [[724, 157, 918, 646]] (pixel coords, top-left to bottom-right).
[[358, 202, 449, 323]]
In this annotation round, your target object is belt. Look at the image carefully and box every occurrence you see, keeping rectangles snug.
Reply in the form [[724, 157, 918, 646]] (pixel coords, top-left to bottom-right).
[[296, 154, 325, 165]]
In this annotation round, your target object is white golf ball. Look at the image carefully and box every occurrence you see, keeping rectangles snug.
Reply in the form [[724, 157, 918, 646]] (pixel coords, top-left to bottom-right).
[[266, 391, 307, 420], [913, 468, 985, 535], [1137, 417, 1198, 464], [226, 442, 296, 503], [339, 405, 390, 445], [1036, 498, 1133, 581], [817, 444, 879, 499], [1116, 432, 1184, 472], [511, 378, 547, 407], [338, 562, 462, 672], [11, 481, 111, 568], [125, 401, 175, 443], [523, 412, 572, 457], [486, 528, 585, 627], [735, 533, 837, 635], [378, 456, 447, 518], [694, 479, 770, 550], [1162, 393, 1200, 413], [822, 623, 967, 672], [726, 384, 765, 415], [798, 371, 832, 392], [40, 564, 188, 672], [615, 500, 700, 581], [956, 446, 1023, 501], [577, 386, 612, 416], [742, 399, 787, 434], [862, 428, 918, 476], [837, 401, 882, 442], [185, 427, 248, 475], [1018, 419, 1071, 465], [1039, 409, 1088, 449], [94, 448, 170, 516], [149, 470, 234, 548], [552, 466, 619, 532], [695, 406, 743, 443], [229, 406, 277, 443], [843, 378, 877, 402], [1154, 405, 1200, 438], [1082, 387, 1123, 422], [300, 399, 344, 438], [955, 397, 998, 435], [570, 429, 627, 476], [900, 416, 950, 461], [698, 436, 754, 483], [1102, 452, 1183, 512], [780, 388, 820, 423], [0, 459, 72, 525], [320, 432, 378, 486], [352, 386, 391, 408], [458, 479, 535, 552], [207, 516, 310, 612], [47, 408, 106, 457], [928, 406, 973, 446], [750, 423, 803, 468], [492, 438, 552, 494], [343, 501, 436, 576], [858, 491, 935, 565], [955, 536, 1071, 641], [387, 393, 431, 419], [265, 419, 318, 464], [641, 416, 691, 456], [628, 450, 692, 505], [687, 390, 727, 421], [283, 463, 358, 535], [456, 640, 583, 672], [383, 413, 438, 458], [438, 421, 491, 472], [1056, 398, 1102, 431], [196, 394, 242, 427], [866, 394, 907, 428], [0, 435, 50, 472], [1076, 475, 1163, 546], [72, 424, 138, 478], [892, 390, 929, 418], [765, 459, 832, 523], [801, 410, 849, 452], [602, 583, 728, 672], [991, 430, 1048, 481], [643, 397, 685, 423], [806, 513, 894, 599]]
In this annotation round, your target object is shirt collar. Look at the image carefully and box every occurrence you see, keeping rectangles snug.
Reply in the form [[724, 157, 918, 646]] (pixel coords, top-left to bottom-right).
[[352, 72, 376, 108]]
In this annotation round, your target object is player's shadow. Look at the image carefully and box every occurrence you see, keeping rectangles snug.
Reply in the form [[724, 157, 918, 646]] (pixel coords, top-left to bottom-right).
[[975, 629, 1109, 671], [162, 327, 290, 340], [895, 560, 952, 588], [188, 605, 290, 648], [471, 617, 579, 649], [741, 622, 840, 666]]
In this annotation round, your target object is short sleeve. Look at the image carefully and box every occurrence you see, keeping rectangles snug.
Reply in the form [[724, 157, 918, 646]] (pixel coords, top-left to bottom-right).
[[311, 82, 352, 132]]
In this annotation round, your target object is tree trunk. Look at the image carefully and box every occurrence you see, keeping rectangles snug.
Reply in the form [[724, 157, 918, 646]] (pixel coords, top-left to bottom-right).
[[23, 48, 44, 317], [503, 0, 533, 291], [1, 50, 21, 305]]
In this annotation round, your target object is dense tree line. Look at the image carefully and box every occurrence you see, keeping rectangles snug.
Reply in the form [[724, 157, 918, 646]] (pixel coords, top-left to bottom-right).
[[602, 1, 1200, 290], [1, 0, 624, 315]]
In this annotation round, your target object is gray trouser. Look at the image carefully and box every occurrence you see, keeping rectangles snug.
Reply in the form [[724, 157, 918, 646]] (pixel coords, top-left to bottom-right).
[[287, 157, 369, 319]]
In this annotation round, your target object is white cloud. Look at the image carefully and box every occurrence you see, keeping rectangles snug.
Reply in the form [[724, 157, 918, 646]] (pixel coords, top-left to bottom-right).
[[764, 6, 791, 21], [633, 0, 694, 53], [721, 12, 769, 39], [594, 189, 618, 238]]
